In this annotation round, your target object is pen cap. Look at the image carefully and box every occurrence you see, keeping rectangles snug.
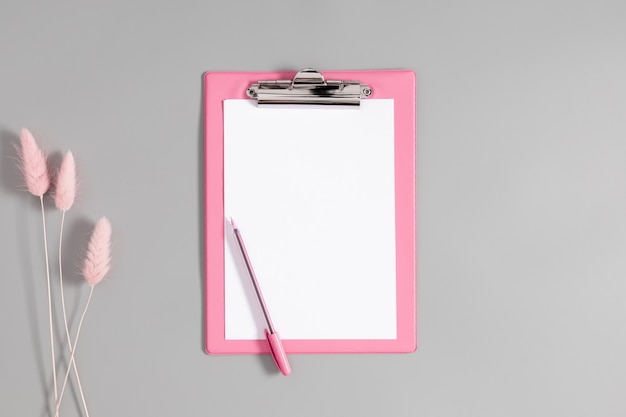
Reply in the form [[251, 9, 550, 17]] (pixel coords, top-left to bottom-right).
[[265, 329, 291, 376]]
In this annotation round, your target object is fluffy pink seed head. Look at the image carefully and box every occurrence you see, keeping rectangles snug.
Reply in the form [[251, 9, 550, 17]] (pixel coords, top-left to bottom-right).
[[82, 217, 112, 287], [54, 151, 77, 211], [18, 128, 50, 197]]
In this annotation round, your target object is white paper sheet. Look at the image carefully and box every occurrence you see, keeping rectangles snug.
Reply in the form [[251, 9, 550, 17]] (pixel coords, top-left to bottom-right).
[[224, 99, 397, 340]]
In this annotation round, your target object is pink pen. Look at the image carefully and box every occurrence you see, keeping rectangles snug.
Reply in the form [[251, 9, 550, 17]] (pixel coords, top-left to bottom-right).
[[230, 218, 291, 376]]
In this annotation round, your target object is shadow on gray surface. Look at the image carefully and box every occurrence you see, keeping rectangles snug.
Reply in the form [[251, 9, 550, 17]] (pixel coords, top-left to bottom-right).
[[1, 128, 24, 195], [198, 75, 206, 355], [62, 216, 96, 324], [43, 151, 63, 213], [258, 349, 281, 375], [2, 128, 52, 415], [46, 150, 63, 196], [62, 216, 94, 288], [14, 200, 53, 417]]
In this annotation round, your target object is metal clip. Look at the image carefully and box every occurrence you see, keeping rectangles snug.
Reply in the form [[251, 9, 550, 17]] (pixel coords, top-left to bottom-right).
[[246, 68, 372, 106]]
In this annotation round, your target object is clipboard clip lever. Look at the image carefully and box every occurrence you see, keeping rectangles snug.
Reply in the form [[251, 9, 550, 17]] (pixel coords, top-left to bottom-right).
[[246, 68, 372, 106]]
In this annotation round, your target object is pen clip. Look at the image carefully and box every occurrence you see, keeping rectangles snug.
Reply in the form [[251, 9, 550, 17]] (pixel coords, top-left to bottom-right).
[[265, 329, 291, 376]]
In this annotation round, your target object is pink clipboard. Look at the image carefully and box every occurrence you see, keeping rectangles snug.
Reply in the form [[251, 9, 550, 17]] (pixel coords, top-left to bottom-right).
[[204, 69, 416, 354]]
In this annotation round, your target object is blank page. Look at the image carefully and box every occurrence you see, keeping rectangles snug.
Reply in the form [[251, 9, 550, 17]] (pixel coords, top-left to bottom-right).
[[224, 99, 396, 340]]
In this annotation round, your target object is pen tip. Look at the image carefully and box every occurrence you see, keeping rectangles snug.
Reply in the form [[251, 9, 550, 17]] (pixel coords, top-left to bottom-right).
[[230, 217, 237, 229]]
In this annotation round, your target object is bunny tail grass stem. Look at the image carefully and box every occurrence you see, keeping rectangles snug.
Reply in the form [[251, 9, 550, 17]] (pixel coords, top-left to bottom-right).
[[55, 286, 94, 417], [58, 210, 90, 417], [40, 196, 58, 409]]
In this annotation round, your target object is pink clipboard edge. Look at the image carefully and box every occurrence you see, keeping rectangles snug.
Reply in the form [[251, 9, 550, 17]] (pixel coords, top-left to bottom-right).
[[204, 70, 416, 354]]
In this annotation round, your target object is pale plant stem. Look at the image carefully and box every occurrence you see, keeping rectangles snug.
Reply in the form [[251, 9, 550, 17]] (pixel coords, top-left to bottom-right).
[[55, 286, 94, 417], [41, 196, 58, 410], [58, 210, 90, 417]]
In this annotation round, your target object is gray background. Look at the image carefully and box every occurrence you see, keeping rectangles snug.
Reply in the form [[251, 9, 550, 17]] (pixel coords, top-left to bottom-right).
[[1, 0, 625, 416]]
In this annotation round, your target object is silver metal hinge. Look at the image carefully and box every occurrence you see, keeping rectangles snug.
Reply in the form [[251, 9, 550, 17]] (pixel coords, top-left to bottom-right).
[[246, 68, 372, 106]]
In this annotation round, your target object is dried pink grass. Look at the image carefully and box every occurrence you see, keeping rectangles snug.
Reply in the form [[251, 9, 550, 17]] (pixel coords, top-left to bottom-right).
[[55, 150, 89, 416], [16, 129, 112, 416], [18, 128, 57, 408], [18, 128, 50, 197], [54, 151, 76, 211], [82, 217, 112, 287], [57, 217, 112, 416]]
